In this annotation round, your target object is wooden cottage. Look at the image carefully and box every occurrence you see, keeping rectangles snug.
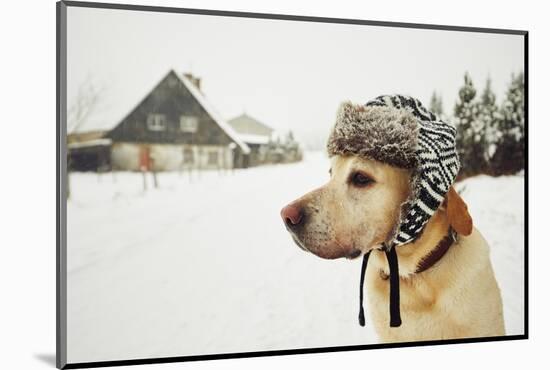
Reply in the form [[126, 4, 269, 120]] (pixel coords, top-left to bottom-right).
[[68, 70, 251, 172], [106, 70, 250, 171]]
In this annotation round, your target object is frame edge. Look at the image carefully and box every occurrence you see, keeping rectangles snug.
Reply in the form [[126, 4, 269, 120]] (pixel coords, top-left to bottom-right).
[[62, 0, 527, 35], [56, 2, 529, 368], [57, 1, 68, 369]]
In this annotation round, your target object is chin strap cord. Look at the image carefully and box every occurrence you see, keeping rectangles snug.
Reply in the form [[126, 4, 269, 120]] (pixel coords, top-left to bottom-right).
[[358, 250, 371, 327], [385, 245, 402, 327], [358, 245, 402, 328]]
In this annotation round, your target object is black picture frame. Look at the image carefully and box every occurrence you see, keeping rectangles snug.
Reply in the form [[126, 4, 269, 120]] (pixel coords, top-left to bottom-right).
[[56, 1, 529, 368]]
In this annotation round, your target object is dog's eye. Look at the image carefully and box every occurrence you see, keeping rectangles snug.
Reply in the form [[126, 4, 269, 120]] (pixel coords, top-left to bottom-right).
[[350, 172, 373, 187]]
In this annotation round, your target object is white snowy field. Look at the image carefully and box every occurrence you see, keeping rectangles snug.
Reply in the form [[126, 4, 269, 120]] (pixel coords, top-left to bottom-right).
[[66, 151, 525, 364]]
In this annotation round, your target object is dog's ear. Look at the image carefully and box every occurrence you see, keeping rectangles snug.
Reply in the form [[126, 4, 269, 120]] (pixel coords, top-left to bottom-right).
[[445, 186, 473, 236]]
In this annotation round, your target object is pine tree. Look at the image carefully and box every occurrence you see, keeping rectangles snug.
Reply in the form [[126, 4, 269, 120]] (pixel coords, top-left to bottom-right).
[[491, 72, 525, 174], [429, 91, 444, 117], [286, 130, 295, 143], [454, 73, 486, 177], [478, 77, 500, 167]]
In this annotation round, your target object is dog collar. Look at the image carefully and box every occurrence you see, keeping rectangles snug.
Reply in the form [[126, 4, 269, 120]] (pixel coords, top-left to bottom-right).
[[415, 228, 456, 274], [378, 227, 456, 277]]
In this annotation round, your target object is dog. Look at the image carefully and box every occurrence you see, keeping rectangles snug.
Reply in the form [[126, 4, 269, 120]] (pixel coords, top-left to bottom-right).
[[280, 144, 505, 342]]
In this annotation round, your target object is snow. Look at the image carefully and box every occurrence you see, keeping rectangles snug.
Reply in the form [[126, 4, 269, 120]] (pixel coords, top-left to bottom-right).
[[237, 133, 271, 145], [68, 138, 112, 149], [66, 152, 525, 364]]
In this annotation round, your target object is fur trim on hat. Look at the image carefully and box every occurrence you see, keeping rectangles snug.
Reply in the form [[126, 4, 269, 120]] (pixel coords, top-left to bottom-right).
[[327, 102, 420, 169], [326, 95, 460, 247]]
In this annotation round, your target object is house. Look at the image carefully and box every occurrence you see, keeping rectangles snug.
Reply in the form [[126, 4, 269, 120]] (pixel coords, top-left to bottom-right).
[[68, 70, 251, 171], [227, 113, 275, 166], [228, 113, 303, 166], [106, 70, 250, 171]]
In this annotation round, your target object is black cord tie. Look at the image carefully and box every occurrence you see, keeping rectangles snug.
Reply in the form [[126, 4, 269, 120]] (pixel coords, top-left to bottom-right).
[[358, 250, 371, 327], [385, 245, 402, 327], [357, 246, 402, 328]]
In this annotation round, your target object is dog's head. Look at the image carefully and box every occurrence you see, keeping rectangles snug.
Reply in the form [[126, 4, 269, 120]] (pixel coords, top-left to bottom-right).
[[280, 155, 411, 259], [280, 154, 472, 260]]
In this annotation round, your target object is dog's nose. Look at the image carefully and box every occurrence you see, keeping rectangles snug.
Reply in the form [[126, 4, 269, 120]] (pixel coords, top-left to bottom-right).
[[281, 204, 304, 227]]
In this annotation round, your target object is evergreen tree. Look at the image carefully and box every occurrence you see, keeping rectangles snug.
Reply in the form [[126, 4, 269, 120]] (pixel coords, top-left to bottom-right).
[[429, 91, 444, 117], [491, 72, 525, 174], [478, 77, 500, 166], [454, 73, 486, 177], [286, 130, 295, 143]]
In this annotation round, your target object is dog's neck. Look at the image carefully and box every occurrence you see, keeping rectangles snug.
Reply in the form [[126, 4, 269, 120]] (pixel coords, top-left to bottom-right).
[[373, 208, 453, 277]]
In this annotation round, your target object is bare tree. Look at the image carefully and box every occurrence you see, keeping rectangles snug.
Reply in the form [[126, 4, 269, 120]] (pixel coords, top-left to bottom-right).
[[66, 77, 105, 198], [68, 76, 105, 134]]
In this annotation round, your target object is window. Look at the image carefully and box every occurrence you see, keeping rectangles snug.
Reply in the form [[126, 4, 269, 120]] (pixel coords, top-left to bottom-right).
[[147, 114, 166, 131], [180, 115, 199, 133], [207, 151, 219, 165], [183, 147, 194, 164]]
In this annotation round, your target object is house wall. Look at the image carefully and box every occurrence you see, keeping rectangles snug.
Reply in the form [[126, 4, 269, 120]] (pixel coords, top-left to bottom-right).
[[247, 144, 265, 167], [111, 142, 233, 172], [111, 143, 140, 171]]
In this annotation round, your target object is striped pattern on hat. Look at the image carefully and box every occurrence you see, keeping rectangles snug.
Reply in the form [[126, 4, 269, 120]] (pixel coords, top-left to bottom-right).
[[327, 94, 461, 247]]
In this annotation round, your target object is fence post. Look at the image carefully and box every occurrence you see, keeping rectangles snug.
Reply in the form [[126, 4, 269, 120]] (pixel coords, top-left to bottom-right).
[[141, 167, 147, 192]]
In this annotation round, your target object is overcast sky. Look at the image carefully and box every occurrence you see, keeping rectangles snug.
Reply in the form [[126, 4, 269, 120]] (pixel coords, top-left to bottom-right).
[[67, 6, 524, 147]]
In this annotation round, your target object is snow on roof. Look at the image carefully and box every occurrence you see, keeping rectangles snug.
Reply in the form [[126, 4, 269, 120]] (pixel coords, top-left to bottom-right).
[[176, 73, 250, 154], [68, 138, 113, 149], [237, 133, 271, 145]]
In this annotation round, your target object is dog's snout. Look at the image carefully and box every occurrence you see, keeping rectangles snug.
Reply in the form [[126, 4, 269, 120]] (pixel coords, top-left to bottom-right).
[[281, 204, 304, 228]]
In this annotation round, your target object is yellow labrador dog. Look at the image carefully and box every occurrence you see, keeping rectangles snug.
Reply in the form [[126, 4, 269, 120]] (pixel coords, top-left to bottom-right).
[[281, 99, 505, 343]]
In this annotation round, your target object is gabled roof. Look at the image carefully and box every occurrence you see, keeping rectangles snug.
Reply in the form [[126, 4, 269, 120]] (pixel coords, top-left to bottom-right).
[[175, 72, 250, 154], [228, 113, 274, 137]]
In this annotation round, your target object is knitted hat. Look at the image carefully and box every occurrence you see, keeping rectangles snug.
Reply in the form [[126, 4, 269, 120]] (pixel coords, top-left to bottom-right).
[[326, 94, 461, 328], [327, 94, 460, 247]]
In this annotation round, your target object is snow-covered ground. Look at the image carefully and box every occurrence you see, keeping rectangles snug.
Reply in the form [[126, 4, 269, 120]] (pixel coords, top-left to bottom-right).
[[66, 151, 524, 364]]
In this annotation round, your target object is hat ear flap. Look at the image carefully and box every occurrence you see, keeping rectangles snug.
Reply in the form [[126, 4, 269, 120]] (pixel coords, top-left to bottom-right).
[[445, 186, 473, 236]]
